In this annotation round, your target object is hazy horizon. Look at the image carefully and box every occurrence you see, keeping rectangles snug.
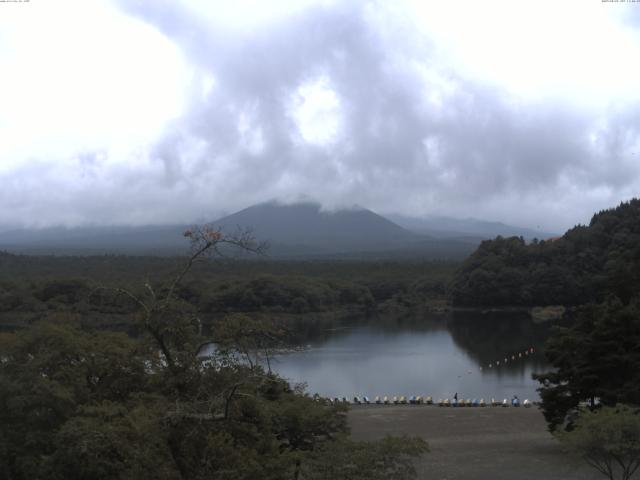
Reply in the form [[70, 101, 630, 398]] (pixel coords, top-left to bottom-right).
[[2, 0, 639, 232], [0, 198, 559, 236]]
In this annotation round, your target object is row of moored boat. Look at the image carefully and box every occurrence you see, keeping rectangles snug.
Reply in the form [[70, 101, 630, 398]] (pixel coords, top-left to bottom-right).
[[323, 396, 533, 407]]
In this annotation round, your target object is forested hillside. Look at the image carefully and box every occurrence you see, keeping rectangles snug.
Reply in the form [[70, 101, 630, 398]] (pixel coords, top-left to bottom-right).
[[0, 230, 428, 479], [450, 199, 640, 307], [0, 253, 454, 332]]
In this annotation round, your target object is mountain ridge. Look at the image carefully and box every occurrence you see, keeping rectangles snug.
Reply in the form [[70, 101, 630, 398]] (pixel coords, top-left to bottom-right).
[[0, 201, 546, 259]]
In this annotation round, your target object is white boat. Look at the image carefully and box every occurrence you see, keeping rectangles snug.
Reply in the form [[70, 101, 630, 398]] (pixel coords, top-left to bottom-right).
[[374, 396, 381, 404]]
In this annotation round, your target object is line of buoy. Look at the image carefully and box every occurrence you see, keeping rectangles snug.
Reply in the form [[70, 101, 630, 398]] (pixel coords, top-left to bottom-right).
[[487, 347, 535, 370]]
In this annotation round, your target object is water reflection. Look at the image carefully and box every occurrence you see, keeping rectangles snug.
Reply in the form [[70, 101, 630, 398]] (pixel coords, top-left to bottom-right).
[[272, 312, 552, 400]]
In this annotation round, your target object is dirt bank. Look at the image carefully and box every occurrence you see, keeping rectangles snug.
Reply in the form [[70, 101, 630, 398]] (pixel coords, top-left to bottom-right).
[[348, 405, 601, 480]]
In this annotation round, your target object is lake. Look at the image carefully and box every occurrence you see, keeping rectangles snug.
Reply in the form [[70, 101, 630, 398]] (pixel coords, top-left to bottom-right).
[[272, 311, 552, 401]]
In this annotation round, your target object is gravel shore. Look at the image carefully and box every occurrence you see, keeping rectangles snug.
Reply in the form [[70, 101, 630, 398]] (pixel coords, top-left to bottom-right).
[[348, 405, 602, 480]]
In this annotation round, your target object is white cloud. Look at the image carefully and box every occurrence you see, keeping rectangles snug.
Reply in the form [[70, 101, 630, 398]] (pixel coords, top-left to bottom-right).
[[405, 0, 640, 105], [289, 75, 343, 146], [0, 0, 189, 172]]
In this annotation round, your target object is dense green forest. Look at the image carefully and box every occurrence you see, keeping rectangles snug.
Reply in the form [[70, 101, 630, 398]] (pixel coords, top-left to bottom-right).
[[535, 298, 640, 433], [450, 199, 640, 307], [0, 251, 454, 334], [0, 227, 429, 479]]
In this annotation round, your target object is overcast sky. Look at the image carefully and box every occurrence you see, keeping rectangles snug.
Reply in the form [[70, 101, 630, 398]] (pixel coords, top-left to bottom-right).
[[1, 0, 639, 232]]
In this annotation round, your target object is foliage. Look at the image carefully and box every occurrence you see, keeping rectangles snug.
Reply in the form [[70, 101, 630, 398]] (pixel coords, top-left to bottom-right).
[[451, 198, 640, 307], [0, 227, 428, 479], [556, 405, 640, 480], [534, 298, 640, 431], [0, 252, 455, 335]]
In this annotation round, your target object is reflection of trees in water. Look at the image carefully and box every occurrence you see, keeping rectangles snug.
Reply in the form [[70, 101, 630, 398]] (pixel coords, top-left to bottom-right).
[[446, 310, 552, 371], [364, 311, 449, 332], [274, 310, 450, 345], [252, 309, 560, 376]]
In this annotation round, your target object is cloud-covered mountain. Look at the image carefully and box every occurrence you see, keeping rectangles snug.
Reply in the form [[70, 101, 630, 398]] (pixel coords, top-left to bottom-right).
[[0, 201, 482, 259], [210, 201, 418, 255]]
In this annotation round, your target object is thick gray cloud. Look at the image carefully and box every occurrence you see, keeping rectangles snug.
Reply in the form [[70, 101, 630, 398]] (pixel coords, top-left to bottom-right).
[[2, 0, 639, 232]]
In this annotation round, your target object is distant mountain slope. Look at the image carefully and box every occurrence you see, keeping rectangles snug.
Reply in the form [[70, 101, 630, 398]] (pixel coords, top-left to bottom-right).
[[0, 225, 187, 254], [387, 214, 556, 240], [211, 201, 419, 255], [450, 198, 640, 307], [0, 201, 507, 259], [0, 201, 422, 256]]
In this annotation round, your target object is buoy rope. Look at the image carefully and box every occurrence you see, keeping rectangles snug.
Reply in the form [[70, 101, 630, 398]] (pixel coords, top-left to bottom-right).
[[485, 346, 535, 370]]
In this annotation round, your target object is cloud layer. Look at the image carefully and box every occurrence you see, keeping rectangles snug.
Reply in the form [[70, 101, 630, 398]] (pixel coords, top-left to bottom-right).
[[1, 0, 639, 232]]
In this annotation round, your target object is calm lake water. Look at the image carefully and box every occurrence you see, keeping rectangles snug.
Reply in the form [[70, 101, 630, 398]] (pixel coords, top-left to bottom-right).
[[272, 311, 552, 401]]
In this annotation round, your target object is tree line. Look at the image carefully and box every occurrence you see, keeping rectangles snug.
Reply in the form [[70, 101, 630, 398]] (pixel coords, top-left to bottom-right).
[[0, 252, 454, 332], [450, 199, 640, 307], [0, 226, 427, 480]]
